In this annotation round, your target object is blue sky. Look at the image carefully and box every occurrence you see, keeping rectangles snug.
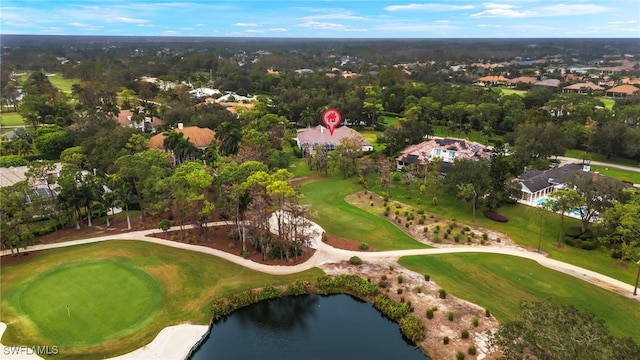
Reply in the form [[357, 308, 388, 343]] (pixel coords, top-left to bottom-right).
[[2, 1, 639, 38]]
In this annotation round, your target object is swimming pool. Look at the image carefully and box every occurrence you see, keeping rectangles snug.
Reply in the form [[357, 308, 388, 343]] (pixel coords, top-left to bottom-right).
[[536, 197, 581, 216]]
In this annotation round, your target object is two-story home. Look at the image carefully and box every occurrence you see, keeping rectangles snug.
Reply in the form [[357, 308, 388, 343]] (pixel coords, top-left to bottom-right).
[[395, 137, 488, 170]]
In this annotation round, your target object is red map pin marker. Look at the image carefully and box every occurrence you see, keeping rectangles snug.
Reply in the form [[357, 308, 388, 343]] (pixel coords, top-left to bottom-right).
[[322, 108, 342, 136]]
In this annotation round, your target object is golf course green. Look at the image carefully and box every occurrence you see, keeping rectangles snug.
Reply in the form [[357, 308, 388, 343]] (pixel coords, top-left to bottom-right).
[[17, 259, 161, 346]]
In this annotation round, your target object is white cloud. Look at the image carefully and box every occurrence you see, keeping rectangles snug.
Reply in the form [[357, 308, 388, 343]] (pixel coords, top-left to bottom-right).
[[375, 24, 459, 32], [234, 22, 258, 27], [297, 20, 347, 30], [110, 17, 148, 24], [471, 3, 535, 18], [471, 2, 614, 18], [303, 13, 365, 21], [67, 22, 102, 31], [385, 4, 474, 12], [536, 4, 613, 16]]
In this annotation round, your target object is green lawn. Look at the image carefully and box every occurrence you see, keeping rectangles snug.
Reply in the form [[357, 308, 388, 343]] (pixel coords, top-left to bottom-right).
[[17, 260, 161, 346], [47, 74, 79, 93], [600, 97, 615, 110], [0, 112, 25, 127], [591, 164, 640, 185], [1, 240, 323, 359], [361, 174, 638, 286], [18, 73, 79, 94], [564, 149, 640, 168], [359, 129, 386, 152], [300, 178, 429, 250], [399, 253, 640, 342], [497, 87, 528, 97]]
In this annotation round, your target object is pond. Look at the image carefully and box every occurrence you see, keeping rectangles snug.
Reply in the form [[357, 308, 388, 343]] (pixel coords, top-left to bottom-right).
[[190, 294, 430, 360]]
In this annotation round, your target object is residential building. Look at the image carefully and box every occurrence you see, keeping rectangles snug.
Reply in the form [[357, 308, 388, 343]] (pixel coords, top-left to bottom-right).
[[605, 84, 640, 98], [148, 124, 216, 151], [115, 109, 163, 133], [296, 125, 372, 157], [395, 137, 488, 170]]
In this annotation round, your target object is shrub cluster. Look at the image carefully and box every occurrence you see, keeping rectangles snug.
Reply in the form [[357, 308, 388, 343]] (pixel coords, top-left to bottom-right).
[[483, 210, 508, 222], [349, 256, 363, 265], [372, 294, 412, 320], [399, 315, 426, 343], [286, 281, 309, 296], [315, 274, 379, 297], [211, 286, 284, 320]]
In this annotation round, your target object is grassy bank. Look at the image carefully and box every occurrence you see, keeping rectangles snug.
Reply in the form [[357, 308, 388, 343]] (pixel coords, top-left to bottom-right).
[[399, 253, 640, 341], [300, 178, 428, 250]]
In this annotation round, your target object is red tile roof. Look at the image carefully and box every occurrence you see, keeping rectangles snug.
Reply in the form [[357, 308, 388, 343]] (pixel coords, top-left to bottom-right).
[[606, 84, 640, 96], [563, 82, 604, 91], [148, 126, 216, 149]]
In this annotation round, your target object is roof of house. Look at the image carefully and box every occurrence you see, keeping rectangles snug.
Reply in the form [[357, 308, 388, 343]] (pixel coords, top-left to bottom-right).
[[296, 125, 371, 149], [535, 79, 561, 87], [395, 137, 488, 164], [0, 162, 63, 188], [518, 163, 584, 193], [563, 82, 604, 91], [116, 109, 163, 127], [606, 84, 640, 95], [148, 126, 216, 149], [477, 75, 509, 82], [508, 76, 539, 84]]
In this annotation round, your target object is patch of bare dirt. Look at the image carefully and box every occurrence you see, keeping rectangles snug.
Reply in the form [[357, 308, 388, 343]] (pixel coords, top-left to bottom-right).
[[149, 225, 315, 266], [320, 260, 500, 360]]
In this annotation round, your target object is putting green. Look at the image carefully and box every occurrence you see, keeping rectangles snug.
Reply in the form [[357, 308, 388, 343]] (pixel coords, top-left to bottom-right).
[[16, 259, 161, 346]]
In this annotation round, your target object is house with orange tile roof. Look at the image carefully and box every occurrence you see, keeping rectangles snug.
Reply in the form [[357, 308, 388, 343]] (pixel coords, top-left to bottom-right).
[[605, 84, 640, 98], [507, 76, 538, 86], [148, 124, 216, 150], [474, 75, 509, 87], [562, 82, 604, 94]]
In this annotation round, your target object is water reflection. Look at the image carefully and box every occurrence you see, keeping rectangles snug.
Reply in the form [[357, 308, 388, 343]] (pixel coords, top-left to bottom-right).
[[191, 294, 429, 360], [232, 293, 320, 332]]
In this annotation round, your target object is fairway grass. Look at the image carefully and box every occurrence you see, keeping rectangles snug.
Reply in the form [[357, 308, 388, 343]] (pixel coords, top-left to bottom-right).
[[0, 112, 25, 127], [399, 253, 640, 342], [300, 178, 429, 250], [1, 241, 323, 359]]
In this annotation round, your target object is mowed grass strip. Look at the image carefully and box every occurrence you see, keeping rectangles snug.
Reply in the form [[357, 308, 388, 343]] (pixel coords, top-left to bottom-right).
[[300, 177, 429, 250], [365, 174, 638, 286], [590, 164, 640, 185], [1, 240, 323, 359], [0, 112, 25, 127], [399, 253, 640, 341]]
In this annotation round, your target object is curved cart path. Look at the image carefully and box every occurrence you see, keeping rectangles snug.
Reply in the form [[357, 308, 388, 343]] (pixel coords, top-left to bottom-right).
[[1, 220, 638, 360], [2, 221, 637, 299]]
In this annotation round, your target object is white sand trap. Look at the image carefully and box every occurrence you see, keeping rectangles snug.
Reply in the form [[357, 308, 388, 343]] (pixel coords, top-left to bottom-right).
[[0, 322, 44, 360], [0, 322, 208, 360], [109, 324, 209, 359]]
